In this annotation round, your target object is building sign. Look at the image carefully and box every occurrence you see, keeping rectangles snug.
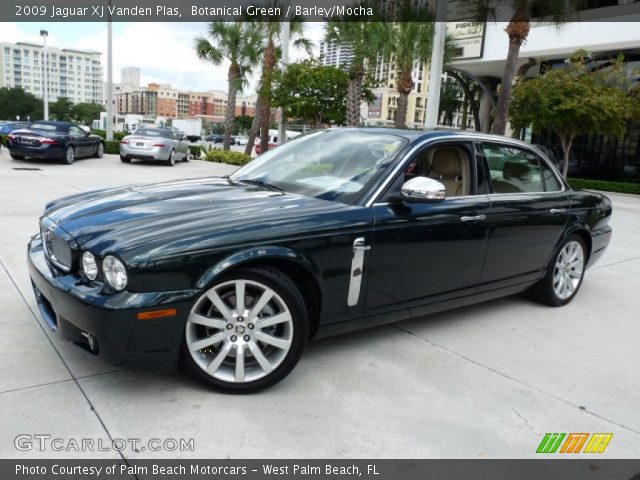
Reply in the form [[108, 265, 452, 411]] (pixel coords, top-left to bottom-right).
[[447, 21, 485, 60], [368, 93, 383, 118]]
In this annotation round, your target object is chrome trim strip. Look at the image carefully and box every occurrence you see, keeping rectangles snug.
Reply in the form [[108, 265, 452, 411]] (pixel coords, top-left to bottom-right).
[[347, 237, 370, 307], [364, 133, 566, 207]]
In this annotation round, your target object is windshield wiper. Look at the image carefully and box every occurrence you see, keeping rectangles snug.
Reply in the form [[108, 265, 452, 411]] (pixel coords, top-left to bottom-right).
[[237, 178, 285, 193]]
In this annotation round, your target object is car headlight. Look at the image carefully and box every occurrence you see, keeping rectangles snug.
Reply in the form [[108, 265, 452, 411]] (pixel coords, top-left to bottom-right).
[[102, 255, 128, 291], [81, 251, 98, 280]]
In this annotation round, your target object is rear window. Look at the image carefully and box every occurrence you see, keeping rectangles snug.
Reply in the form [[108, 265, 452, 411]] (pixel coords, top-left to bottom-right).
[[134, 129, 171, 138]]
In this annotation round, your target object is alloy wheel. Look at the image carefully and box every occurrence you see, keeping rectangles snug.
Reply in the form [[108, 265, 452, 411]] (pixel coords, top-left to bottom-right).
[[185, 279, 294, 383], [552, 240, 584, 300]]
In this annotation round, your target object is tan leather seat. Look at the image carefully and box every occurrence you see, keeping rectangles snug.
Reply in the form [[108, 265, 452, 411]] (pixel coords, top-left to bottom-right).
[[428, 148, 468, 197]]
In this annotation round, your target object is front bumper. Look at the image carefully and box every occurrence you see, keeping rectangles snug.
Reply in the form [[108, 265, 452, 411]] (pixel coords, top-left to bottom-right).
[[28, 235, 197, 371]]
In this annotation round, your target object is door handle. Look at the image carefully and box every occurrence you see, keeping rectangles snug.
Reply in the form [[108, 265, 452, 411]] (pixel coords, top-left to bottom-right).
[[460, 214, 486, 222], [549, 208, 568, 215]]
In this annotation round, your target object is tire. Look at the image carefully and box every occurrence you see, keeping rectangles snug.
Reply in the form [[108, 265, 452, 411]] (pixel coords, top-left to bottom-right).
[[530, 234, 587, 306], [182, 267, 309, 393], [94, 142, 104, 158], [62, 146, 75, 165], [183, 149, 190, 162], [120, 155, 131, 163], [10, 153, 25, 160], [165, 150, 175, 166]]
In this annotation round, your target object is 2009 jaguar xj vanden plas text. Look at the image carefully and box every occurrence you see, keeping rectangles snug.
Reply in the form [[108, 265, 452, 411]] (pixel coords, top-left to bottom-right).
[[28, 129, 612, 392]]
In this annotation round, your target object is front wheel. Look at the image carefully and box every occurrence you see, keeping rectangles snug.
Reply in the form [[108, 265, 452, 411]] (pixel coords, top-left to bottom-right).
[[531, 235, 587, 306], [94, 142, 104, 158], [183, 267, 308, 393]]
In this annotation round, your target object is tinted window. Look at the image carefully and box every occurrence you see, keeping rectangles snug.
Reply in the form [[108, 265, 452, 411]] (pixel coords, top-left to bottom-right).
[[482, 144, 544, 194], [134, 129, 171, 138], [540, 159, 563, 191], [69, 126, 85, 136], [30, 123, 61, 132]]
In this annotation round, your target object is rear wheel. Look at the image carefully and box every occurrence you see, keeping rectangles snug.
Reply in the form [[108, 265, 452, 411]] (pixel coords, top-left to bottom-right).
[[10, 153, 25, 160], [183, 267, 308, 393], [62, 146, 75, 165], [120, 155, 131, 163], [530, 234, 587, 306], [94, 142, 104, 158], [165, 150, 175, 166], [183, 149, 190, 162]]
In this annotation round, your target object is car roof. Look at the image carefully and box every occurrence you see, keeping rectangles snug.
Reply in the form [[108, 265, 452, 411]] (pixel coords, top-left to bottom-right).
[[29, 120, 73, 127]]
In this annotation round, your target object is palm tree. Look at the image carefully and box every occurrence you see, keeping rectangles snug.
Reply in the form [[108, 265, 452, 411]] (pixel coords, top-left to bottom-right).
[[325, 4, 382, 126], [471, 0, 584, 135], [195, 22, 261, 151], [368, 1, 454, 129], [244, 5, 311, 155]]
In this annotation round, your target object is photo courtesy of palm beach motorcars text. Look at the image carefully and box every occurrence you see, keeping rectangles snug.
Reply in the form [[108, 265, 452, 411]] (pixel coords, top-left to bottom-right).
[[1, 0, 640, 478]]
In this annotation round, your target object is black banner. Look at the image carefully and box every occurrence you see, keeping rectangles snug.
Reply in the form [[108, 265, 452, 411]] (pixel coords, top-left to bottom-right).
[[3, 460, 640, 480]]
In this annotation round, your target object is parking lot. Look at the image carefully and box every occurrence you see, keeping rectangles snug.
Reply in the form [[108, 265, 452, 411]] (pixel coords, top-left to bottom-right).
[[0, 148, 639, 459]]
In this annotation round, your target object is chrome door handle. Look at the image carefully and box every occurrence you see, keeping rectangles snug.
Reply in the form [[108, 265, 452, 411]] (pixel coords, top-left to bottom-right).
[[353, 238, 371, 252], [550, 208, 568, 214], [460, 214, 486, 222]]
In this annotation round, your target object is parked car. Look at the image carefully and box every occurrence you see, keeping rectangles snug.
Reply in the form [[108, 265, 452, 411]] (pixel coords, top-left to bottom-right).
[[7, 121, 103, 164], [120, 127, 189, 166], [27, 129, 612, 393], [1, 121, 31, 151], [204, 134, 233, 145], [255, 130, 302, 155], [234, 136, 249, 146]]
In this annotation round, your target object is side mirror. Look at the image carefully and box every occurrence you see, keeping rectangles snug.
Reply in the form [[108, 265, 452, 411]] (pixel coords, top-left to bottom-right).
[[399, 176, 446, 202]]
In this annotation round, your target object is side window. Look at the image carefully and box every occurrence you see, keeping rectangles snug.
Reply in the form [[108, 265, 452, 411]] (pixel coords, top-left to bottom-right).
[[540, 158, 563, 192], [482, 144, 544, 194], [69, 126, 83, 136]]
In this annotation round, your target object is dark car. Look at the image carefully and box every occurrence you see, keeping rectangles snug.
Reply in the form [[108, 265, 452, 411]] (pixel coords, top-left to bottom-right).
[[27, 129, 612, 392], [0, 121, 30, 150], [205, 134, 234, 145], [7, 121, 103, 164]]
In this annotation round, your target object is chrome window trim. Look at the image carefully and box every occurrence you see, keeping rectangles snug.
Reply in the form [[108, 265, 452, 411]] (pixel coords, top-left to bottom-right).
[[364, 133, 566, 207]]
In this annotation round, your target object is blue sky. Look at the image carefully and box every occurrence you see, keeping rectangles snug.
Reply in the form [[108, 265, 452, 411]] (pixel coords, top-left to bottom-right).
[[1, 22, 323, 93]]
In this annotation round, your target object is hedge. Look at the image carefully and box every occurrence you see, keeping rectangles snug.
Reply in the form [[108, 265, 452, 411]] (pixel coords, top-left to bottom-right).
[[104, 140, 120, 155], [568, 178, 640, 195], [91, 130, 127, 142], [204, 149, 252, 166], [189, 145, 202, 159]]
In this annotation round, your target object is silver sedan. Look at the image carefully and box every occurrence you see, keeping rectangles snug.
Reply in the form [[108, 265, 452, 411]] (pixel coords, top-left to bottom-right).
[[120, 127, 189, 166]]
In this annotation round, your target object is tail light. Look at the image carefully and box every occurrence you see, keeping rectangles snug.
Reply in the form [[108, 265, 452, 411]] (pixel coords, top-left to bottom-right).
[[152, 143, 165, 147], [41, 138, 58, 145], [7, 133, 16, 140], [120, 139, 129, 144]]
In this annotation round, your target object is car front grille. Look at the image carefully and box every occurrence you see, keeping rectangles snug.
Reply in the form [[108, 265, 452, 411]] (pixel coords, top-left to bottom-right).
[[42, 228, 72, 272]]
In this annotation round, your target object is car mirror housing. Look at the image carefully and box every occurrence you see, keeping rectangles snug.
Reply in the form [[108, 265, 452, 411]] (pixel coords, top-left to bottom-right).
[[400, 176, 446, 202]]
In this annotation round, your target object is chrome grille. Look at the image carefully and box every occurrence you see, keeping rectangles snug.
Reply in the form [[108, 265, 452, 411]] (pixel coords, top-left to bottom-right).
[[43, 228, 72, 271]]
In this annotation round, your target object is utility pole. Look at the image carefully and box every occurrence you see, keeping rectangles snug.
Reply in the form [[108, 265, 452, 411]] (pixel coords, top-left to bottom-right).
[[106, 1, 114, 140], [40, 30, 49, 120], [424, 0, 447, 129], [277, 20, 290, 145]]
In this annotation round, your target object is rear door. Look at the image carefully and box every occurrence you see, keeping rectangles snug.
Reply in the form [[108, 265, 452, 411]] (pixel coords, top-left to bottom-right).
[[477, 142, 569, 290]]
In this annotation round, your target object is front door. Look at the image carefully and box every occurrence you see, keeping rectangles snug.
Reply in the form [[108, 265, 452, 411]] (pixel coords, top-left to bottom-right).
[[365, 142, 491, 315]]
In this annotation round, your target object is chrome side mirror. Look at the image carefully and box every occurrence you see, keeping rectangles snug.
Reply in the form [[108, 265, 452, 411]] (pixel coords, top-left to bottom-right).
[[400, 176, 446, 202]]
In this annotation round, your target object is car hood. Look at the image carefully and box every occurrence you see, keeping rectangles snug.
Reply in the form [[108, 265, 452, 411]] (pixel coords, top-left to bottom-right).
[[43, 176, 350, 262]]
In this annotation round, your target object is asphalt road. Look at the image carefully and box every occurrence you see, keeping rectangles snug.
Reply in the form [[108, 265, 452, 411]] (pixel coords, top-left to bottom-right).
[[0, 148, 638, 459]]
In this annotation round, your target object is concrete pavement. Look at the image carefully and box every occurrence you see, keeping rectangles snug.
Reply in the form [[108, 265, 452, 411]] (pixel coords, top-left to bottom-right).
[[0, 148, 638, 459]]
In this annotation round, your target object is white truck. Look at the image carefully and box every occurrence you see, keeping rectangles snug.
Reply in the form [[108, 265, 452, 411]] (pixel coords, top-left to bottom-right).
[[172, 119, 203, 142]]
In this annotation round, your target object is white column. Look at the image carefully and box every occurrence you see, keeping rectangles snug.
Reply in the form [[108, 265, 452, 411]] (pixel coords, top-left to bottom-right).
[[106, 16, 114, 141], [40, 30, 49, 120], [277, 20, 290, 146], [424, 0, 447, 129]]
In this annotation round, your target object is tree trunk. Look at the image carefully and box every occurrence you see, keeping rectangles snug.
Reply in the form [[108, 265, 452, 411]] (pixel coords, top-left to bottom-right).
[[491, 19, 530, 136], [259, 39, 277, 154], [346, 65, 364, 126], [395, 68, 413, 129], [223, 63, 240, 151], [559, 133, 574, 179], [245, 95, 263, 156]]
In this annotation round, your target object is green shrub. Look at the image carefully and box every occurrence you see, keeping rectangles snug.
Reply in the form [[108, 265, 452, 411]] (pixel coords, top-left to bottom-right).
[[0, 134, 7, 147], [189, 145, 202, 159], [205, 149, 252, 166], [90, 130, 127, 142], [568, 178, 640, 195], [104, 140, 120, 155], [91, 129, 106, 139]]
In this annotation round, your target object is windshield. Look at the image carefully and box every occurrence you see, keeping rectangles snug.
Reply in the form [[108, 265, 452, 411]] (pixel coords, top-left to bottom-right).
[[231, 130, 408, 204]]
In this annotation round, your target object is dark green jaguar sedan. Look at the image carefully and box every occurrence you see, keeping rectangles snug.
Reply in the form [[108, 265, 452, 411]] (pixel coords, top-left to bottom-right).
[[28, 128, 612, 392]]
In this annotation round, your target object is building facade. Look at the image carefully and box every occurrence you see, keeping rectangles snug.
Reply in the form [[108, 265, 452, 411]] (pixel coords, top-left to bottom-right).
[[319, 40, 354, 69], [0, 41, 103, 104]]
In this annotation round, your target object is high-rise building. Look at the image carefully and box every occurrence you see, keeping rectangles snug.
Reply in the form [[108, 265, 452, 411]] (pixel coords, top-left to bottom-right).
[[0, 41, 103, 104], [319, 40, 354, 70]]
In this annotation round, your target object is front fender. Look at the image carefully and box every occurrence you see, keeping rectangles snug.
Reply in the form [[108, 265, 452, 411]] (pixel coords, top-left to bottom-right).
[[195, 245, 321, 290]]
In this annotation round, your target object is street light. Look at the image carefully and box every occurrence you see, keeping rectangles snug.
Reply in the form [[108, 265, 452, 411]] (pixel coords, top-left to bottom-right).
[[40, 29, 49, 121]]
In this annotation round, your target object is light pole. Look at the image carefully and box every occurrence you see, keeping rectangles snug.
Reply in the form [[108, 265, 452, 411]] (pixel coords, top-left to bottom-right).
[[106, 2, 114, 140], [277, 20, 290, 145], [424, 0, 447, 129], [40, 30, 49, 120]]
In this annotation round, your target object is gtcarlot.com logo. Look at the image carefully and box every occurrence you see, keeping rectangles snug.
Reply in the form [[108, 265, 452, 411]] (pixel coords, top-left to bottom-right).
[[536, 433, 612, 454], [15, 434, 195, 453]]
